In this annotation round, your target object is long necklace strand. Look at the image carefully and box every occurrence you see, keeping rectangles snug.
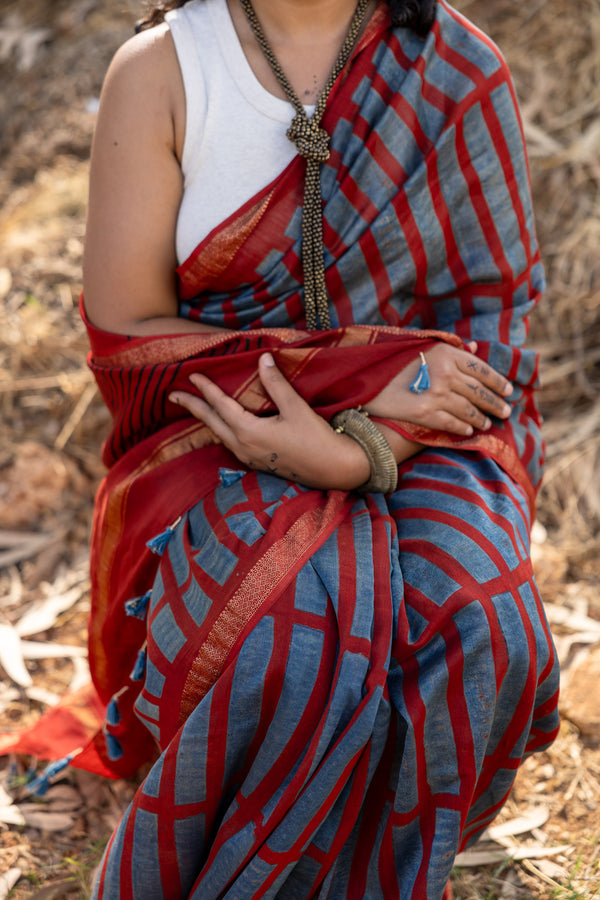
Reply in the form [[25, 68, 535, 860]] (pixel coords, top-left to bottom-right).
[[240, 0, 371, 330]]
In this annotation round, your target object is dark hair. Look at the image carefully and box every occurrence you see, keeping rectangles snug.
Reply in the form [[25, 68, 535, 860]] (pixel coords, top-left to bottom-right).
[[137, 1, 437, 35]]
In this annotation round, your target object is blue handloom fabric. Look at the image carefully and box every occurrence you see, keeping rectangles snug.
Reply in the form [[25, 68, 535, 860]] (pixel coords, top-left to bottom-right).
[[95, 452, 558, 899]]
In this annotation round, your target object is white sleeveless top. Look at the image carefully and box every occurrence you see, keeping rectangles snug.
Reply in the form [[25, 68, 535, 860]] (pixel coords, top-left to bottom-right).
[[166, 0, 313, 264]]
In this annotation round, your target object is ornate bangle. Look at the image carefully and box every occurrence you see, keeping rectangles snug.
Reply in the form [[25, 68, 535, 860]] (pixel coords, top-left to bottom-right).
[[330, 407, 398, 495]]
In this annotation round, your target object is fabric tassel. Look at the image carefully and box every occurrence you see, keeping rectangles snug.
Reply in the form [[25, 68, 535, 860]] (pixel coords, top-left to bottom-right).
[[219, 468, 246, 487], [124, 591, 151, 620], [146, 516, 181, 556], [131, 648, 147, 682], [105, 732, 124, 761], [106, 697, 122, 727], [27, 754, 74, 797], [408, 351, 431, 394]]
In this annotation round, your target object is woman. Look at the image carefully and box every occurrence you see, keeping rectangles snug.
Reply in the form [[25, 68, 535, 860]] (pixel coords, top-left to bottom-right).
[[79, 0, 560, 896]]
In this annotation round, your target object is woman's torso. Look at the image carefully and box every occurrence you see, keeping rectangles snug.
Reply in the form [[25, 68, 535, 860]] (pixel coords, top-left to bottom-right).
[[166, 0, 314, 264]]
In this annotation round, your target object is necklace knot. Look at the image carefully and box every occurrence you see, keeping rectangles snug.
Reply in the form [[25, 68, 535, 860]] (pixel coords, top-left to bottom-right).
[[287, 115, 331, 163]]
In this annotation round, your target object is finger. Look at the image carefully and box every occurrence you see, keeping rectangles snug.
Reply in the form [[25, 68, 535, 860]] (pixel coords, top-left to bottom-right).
[[462, 380, 512, 418], [453, 395, 492, 430], [169, 390, 237, 441], [258, 353, 307, 417], [459, 354, 513, 398], [434, 392, 491, 431], [188, 373, 250, 427], [428, 410, 475, 437]]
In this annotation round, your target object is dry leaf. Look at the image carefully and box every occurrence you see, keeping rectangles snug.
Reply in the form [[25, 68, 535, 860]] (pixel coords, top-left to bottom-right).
[[24, 686, 61, 707], [69, 656, 91, 692], [20, 640, 87, 660], [486, 807, 550, 840], [44, 784, 82, 812], [0, 531, 56, 569], [0, 804, 26, 826], [0, 868, 22, 900], [453, 843, 570, 867], [15, 585, 86, 637], [0, 268, 12, 301], [18, 805, 76, 832], [0, 14, 52, 71], [21, 879, 80, 900], [0, 622, 32, 687]]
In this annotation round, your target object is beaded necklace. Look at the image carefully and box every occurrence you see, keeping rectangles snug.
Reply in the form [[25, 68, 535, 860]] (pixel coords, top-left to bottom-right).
[[239, 0, 371, 329]]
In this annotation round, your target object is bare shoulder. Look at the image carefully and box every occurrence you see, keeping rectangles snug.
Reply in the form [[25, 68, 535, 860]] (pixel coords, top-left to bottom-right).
[[106, 22, 179, 89], [98, 23, 184, 154]]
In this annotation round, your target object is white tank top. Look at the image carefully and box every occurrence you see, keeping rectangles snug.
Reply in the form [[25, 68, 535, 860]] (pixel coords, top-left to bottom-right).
[[166, 0, 313, 264]]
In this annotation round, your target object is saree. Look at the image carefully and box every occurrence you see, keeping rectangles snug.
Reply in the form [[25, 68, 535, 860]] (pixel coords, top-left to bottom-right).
[[4, 2, 560, 898]]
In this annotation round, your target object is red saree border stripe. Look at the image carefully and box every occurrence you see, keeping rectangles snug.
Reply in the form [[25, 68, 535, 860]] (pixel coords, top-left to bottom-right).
[[83, 298, 464, 368], [383, 418, 535, 517], [176, 185, 278, 298], [90, 421, 220, 691], [179, 491, 355, 724]]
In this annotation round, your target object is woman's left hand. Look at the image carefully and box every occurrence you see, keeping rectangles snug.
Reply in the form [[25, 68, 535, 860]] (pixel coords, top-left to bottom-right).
[[169, 353, 372, 491]]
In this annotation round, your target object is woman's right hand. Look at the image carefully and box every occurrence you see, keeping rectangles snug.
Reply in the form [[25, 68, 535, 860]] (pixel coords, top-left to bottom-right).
[[365, 341, 513, 437]]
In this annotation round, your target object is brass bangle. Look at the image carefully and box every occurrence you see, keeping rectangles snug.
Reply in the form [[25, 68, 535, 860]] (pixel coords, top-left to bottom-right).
[[330, 408, 398, 494]]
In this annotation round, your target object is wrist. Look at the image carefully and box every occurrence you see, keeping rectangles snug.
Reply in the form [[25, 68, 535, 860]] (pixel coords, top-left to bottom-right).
[[330, 408, 398, 494], [334, 433, 371, 490], [375, 422, 424, 465]]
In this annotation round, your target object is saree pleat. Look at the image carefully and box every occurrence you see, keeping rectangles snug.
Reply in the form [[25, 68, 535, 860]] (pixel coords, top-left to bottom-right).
[[93, 451, 557, 899]]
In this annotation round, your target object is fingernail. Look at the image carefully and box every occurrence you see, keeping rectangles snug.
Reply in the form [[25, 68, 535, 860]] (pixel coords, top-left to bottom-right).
[[169, 393, 180, 405], [465, 426, 473, 436], [262, 353, 275, 367], [484, 418, 491, 430], [502, 404, 511, 416], [503, 383, 513, 397]]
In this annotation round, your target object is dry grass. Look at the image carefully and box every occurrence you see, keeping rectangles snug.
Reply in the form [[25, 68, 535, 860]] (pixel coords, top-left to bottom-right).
[[0, 0, 599, 897]]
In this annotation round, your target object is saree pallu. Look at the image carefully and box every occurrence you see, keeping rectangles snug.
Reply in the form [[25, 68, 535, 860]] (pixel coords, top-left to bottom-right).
[[5, 1, 560, 897]]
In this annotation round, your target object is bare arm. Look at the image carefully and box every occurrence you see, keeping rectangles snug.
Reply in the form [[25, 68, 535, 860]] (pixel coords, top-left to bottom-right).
[[83, 25, 224, 336]]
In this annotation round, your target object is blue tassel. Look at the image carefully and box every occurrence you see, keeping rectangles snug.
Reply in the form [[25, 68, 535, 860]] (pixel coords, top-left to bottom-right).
[[131, 648, 147, 682], [125, 591, 151, 620], [146, 517, 181, 556], [106, 697, 122, 727], [27, 754, 73, 797], [219, 468, 246, 487], [105, 733, 124, 761], [409, 352, 431, 394]]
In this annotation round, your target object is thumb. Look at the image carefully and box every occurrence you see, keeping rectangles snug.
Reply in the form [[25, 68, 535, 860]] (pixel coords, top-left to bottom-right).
[[258, 353, 304, 416]]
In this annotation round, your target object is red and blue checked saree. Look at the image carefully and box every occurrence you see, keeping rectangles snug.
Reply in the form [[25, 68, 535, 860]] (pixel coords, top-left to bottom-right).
[[82, 2, 560, 897]]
